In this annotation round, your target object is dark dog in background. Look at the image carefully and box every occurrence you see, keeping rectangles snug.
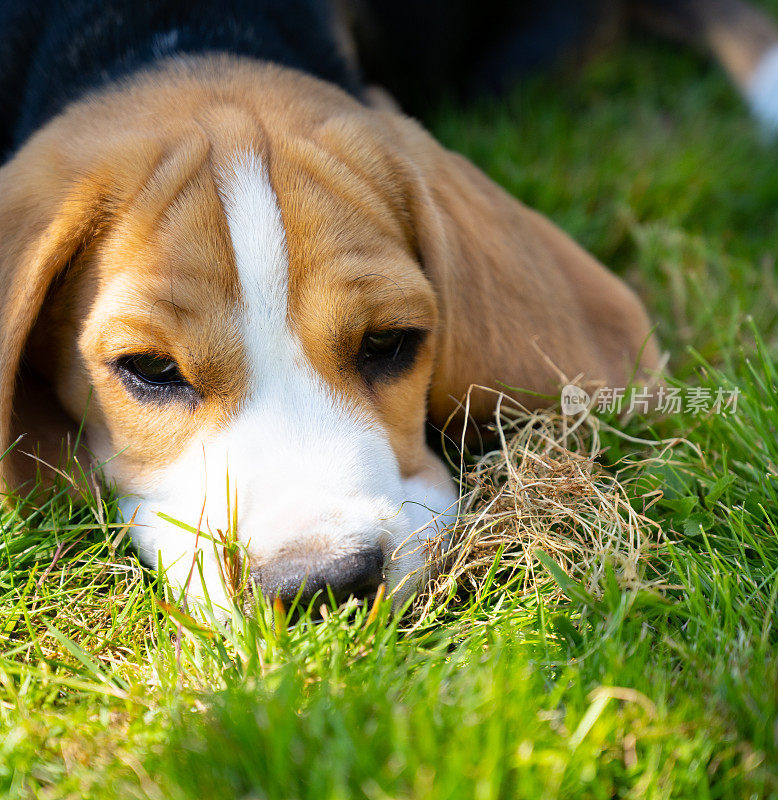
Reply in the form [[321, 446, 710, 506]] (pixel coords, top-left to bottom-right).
[[343, 0, 778, 130]]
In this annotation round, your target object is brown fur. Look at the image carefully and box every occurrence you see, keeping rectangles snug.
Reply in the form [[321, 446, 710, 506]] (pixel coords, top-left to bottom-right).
[[0, 56, 659, 495]]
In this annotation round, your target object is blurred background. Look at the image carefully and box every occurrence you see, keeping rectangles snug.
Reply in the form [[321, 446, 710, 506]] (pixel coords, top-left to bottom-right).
[[391, 0, 778, 378]]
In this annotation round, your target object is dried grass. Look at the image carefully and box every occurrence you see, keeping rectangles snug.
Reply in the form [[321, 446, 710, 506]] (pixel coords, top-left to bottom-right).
[[409, 389, 667, 622]]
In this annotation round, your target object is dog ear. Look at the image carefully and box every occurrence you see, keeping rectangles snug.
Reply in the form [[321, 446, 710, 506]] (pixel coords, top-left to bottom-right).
[[0, 133, 111, 491], [382, 113, 660, 432]]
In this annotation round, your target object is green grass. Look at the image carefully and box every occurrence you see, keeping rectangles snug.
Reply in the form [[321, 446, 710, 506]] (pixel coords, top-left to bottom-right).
[[4, 10, 778, 798]]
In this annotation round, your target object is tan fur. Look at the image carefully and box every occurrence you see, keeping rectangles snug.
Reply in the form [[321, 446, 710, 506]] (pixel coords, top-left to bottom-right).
[[0, 56, 659, 496]]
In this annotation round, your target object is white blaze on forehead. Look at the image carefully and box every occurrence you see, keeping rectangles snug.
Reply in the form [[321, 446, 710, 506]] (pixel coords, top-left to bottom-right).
[[215, 151, 390, 493], [218, 151, 291, 387], [214, 149, 406, 547], [114, 150, 457, 616]]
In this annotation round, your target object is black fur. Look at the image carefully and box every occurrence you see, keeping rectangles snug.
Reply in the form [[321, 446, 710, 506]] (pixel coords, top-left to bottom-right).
[[351, 0, 614, 113], [0, 0, 362, 163], [0, 0, 702, 164]]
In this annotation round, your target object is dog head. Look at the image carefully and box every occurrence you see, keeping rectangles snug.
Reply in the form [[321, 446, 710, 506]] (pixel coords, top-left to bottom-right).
[[0, 57, 658, 611]]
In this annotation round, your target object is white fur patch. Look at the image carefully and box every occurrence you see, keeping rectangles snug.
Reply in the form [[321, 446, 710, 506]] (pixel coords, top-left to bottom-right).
[[117, 151, 457, 615], [746, 44, 778, 138]]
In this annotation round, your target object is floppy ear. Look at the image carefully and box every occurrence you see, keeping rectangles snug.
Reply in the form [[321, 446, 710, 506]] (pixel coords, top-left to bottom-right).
[[0, 134, 111, 492], [383, 114, 660, 430]]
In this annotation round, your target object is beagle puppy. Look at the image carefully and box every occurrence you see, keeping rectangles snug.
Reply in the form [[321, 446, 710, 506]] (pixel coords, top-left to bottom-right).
[[0, 0, 766, 613]]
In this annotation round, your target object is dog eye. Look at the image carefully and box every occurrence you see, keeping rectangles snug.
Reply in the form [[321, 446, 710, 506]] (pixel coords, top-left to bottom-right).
[[358, 329, 424, 383], [114, 354, 197, 405], [121, 354, 185, 385], [363, 330, 406, 359]]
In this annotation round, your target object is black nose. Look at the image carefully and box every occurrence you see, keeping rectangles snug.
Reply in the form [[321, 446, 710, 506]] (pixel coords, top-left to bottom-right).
[[252, 547, 384, 608]]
